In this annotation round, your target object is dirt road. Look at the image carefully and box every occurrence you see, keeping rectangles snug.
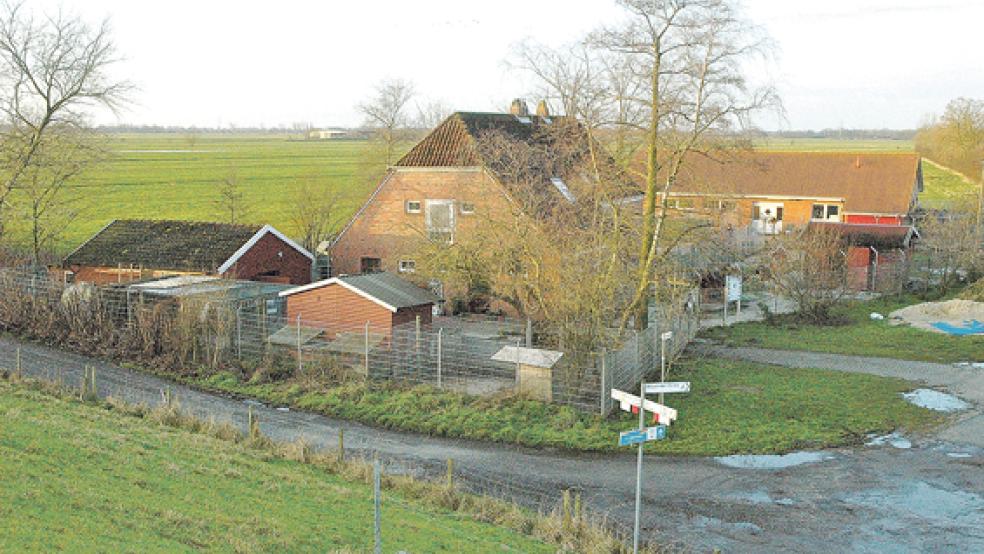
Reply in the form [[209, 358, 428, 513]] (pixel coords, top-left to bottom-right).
[[2, 336, 982, 553]]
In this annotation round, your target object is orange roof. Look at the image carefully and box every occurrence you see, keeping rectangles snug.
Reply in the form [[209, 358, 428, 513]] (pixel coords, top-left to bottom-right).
[[663, 151, 922, 215]]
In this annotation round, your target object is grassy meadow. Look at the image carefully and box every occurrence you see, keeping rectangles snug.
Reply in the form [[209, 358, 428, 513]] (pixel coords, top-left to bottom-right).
[[0, 378, 555, 553], [6, 133, 393, 253]]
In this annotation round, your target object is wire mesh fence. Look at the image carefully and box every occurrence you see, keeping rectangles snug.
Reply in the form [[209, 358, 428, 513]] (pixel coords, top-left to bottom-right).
[[0, 266, 700, 414]]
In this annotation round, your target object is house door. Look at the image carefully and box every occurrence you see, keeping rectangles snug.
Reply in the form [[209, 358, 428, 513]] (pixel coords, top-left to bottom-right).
[[425, 200, 455, 243], [751, 202, 784, 234]]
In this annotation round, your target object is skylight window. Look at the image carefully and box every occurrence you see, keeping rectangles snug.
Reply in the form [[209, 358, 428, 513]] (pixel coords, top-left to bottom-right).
[[550, 177, 576, 203]]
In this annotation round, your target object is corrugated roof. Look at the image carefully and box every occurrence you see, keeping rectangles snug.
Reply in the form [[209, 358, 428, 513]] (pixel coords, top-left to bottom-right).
[[663, 151, 922, 215], [337, 272, 439, 309], [64, 219, 264, 273]]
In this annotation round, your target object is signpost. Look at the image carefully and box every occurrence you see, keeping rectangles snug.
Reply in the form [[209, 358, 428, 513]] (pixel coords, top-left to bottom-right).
[[614, 382, 690, 554], [725, 274, 742, 322]]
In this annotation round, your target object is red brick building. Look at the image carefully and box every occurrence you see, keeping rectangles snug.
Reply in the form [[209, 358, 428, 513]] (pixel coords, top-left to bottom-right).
[[63, 220, 314, 285], [329, 100, 621, 283], [279, 271, 437, 338]]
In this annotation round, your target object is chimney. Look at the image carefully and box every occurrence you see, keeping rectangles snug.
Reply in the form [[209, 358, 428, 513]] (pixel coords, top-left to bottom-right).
[[855, 155, 861, 169], [536, 100, 550, 118], [509, 98, 529, 117]]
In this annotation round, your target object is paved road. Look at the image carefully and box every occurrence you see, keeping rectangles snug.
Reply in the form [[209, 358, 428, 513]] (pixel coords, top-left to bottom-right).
[[698, 342, 984, 448], [2, 336, 983, 553]]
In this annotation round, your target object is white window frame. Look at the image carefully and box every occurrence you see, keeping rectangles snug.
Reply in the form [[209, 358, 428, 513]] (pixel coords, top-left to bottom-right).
[[811, 203, 842, 222], [459, 201, 475, 215], [425, 199, 455, 243], [405, 200, 422, 214], [398, 259, 416, 273]]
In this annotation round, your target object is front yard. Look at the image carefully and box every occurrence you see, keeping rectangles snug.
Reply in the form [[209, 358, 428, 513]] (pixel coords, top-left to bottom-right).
[[701, 294, 984, 364]]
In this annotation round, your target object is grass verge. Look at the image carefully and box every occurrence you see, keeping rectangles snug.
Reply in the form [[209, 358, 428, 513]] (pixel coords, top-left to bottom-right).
[[701, 293, 984, 363], [0, 375, 630, 553], [171, 356, 939, 455]]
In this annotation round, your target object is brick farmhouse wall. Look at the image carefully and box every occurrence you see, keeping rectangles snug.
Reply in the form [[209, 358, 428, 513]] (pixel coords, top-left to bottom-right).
[[223, 232, 312, 285], [284, 282, 432, 338]]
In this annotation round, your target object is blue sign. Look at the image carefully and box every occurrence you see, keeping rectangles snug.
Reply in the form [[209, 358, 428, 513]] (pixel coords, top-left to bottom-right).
[[619, 425, 668, 446]]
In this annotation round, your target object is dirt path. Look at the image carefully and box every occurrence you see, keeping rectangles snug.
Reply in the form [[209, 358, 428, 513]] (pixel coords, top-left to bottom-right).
[[2, 336, 983, 553]]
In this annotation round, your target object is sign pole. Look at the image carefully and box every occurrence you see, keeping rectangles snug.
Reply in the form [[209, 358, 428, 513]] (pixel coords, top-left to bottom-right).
[[633, 380, 645, 554], [659, 334, 667, 406]]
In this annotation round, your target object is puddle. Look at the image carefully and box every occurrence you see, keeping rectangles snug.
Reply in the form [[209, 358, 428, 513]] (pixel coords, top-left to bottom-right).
[[843, 481, 984, 525], [726, 491, 796, 506], [947, 453, 973, 459], [243, 399, 265, 408], [902, 389, 970, 412], [714, 451, 834, 469], [691, 515, 763, 535], [953, 362, 984, 369], [276, 407, 290, 412], [866, 432, 912, 449]]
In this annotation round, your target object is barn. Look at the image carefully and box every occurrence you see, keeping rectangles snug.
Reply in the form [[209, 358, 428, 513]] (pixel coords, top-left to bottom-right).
[[278, 272, 438, 338], [62, 219, 314, 285]]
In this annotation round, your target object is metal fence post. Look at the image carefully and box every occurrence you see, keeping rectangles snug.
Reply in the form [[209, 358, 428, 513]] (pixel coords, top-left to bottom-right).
[[236, 306, 242, 360], [599, 348, 607, 416], [525, 318, 532, 347], [436, 327, 443, 388], [373, 457, 382, 554], [296, 314, 302, 374], [364, 321, 370, 376]]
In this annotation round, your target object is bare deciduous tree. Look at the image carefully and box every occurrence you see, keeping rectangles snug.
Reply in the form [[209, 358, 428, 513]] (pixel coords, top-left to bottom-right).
[[413, 99, 452, 132], [215, 170, 249, 224], [916, 202, 984, 294], [290, 179, 342, 255], [0, 2, 129, 243], [764, 225, 848, 323], [358, 78, 415, 164]]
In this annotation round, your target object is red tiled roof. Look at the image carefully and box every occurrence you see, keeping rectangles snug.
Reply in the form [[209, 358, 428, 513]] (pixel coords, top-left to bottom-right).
[[663, 151, 922, 215], [808, 222, 917, 249]]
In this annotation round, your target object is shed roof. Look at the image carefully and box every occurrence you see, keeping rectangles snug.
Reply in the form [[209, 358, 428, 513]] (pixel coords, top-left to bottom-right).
[[64, 220, 312, 273], [808, 222, 918, 249], [279, 271, 439, 312], [662, 151, 922, 215]]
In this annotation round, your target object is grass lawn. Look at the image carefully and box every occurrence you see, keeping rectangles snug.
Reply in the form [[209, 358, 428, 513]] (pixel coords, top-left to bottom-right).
[[920, 159, 980, 209], [182, 356, 937, 455], [701, 294, 984, 363], [4, 133, 406, 254], [0, 379, 553, 553]]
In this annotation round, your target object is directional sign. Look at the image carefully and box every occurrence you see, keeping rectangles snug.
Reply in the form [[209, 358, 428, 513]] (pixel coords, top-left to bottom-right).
[[619, 425, 668, 446], [660, 331, 673, 341], [611, 389, 678, 424], [644, 381, 691, 395]]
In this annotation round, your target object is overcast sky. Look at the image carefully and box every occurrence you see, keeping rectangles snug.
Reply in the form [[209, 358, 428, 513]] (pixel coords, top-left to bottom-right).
[[43, 0, 984, 130]]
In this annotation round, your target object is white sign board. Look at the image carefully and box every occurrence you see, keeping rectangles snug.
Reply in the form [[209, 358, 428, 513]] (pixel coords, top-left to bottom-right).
[[644, 381, 691, 395], [725, 275, 742, 302], [660, 331, 673, 341], [610, 389, 678, 424]]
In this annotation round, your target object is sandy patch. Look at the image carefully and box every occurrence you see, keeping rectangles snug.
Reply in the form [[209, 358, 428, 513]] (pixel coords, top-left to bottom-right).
[[889, 299, 984, 334]]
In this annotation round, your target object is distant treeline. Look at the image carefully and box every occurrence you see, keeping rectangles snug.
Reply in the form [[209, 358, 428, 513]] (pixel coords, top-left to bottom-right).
[[915, 98, 984, 182], [760, 129, 917, 140]]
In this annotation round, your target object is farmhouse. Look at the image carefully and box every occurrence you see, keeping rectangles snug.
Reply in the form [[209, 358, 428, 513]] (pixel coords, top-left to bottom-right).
[[329, 99, 620, 282], [63, 219, 314, 285], [278, 271, 438, 338], [659, 151, 923, 234]]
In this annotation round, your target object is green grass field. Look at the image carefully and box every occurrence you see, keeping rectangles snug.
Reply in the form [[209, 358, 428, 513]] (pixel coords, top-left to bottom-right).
[[920, 159, 980, 209], [701, 293, 984, 364], [185, 356, 936, 455], [753, 137, 915, 152], [6, 134, 391, 253], [0, 379, 553, 553]]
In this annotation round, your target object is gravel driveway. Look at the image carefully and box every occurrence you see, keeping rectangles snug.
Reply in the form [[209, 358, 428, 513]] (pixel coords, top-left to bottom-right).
[[2, 336, 983, 553]]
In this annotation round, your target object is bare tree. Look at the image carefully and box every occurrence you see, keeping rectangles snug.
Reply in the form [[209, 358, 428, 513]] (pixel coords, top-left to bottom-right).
[[18, 129, 100, 266], [590, 0, 778, 331], [764, 225, 848, 323], [413, 99, 452, 132], [290, 179, 343, 255], [215, 170, 249, 224], [0, 2, 129, 242], [358, 78, 415, 164], [917, 202, 984, 295]]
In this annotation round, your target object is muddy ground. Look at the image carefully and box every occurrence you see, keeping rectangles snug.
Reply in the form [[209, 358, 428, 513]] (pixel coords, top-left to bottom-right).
[[1, 336, 982, 552]]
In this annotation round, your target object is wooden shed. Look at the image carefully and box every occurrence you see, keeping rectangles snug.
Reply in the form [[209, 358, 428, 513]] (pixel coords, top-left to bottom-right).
[[278, 272, 438, 338]]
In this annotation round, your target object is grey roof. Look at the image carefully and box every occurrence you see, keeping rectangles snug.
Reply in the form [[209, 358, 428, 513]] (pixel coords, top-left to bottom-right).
[[338, 272, 439, 309]]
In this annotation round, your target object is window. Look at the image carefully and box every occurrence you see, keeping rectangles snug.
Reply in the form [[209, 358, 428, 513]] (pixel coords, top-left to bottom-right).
[[671, 198, 694, 210], [398, 259, 416, 273], [812, 203, 840, 221], [425, 199, 455, 244], [265, 298, 280, 316], [360, 257, 382, 274], [405, 200, 421, 214], [718, 200, 736, 212], [459, 202, 475, 215]]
